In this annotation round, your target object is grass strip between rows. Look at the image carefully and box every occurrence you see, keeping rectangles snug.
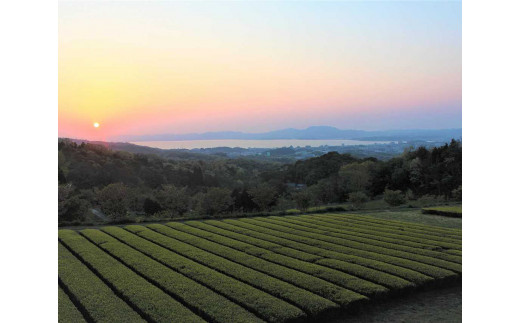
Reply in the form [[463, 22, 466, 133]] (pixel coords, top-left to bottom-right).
[[58, 286, 87, 323], [83, 228, 265, 323], [59, 230, 203, 323], [295, 215, 462, 260], [123, 225, 339, 319], [202, 219, 416, 292], [266, 216, 462, 272], [184, 220, 389, 298], [58, 241, 144, 323], [95, 227, 303, 323], [151, 223, 369, 310]]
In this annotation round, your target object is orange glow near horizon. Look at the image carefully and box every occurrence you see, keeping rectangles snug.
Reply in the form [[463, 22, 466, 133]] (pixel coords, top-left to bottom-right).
[[59, 2, 461, 140]]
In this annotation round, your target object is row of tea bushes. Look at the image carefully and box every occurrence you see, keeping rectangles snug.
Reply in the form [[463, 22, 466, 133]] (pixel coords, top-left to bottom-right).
[[58, 212, 462, 322]]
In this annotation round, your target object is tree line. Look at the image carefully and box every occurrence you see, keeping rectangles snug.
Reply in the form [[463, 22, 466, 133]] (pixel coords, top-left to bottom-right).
[[58, 139, 461, 224]]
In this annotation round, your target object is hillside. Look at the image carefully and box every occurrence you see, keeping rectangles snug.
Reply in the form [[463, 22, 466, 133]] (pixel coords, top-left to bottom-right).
[[58, 139, 462, 226]]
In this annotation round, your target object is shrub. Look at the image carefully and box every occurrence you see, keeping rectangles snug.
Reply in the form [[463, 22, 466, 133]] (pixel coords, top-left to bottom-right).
[[248, 183, 278, 211], [197, 187, 233, 216], [292, 191, 312, 211], [383, 189, 405, 206], [274, 196, 295, 211], [405, 189, 416, 201], [97, 183, 129, 219], [417, 194, 443, 207], [452, 185, 462, 201], [59, 184, 88, 222], [156, 185, 190, 216], [143, 198, 162, 216], [349, 191, 368, 209]]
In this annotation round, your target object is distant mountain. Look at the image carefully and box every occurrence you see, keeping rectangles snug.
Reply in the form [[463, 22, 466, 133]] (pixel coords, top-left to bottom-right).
[[113, 126, 461, 142]]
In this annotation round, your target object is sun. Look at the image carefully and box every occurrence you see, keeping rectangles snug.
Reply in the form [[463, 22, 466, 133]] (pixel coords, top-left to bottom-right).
[[93, 122, 100, 128]]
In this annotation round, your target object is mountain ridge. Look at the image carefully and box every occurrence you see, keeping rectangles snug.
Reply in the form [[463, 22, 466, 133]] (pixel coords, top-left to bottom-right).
[[112, 126, 462, 142]]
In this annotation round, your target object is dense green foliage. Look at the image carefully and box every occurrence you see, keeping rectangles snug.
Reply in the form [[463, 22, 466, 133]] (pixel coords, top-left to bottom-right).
[[58, 212, 461, 322], [58, 139, 461, 224], [383, 189, 406, 206], [349, 191, 369, 208]]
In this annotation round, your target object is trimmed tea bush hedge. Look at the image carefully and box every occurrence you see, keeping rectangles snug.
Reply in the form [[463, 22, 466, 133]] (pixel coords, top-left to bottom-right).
[[155, 223, 369, 308], [224, 218, 434, 285], [203, 220, 416, 291], [294, 216, 462, 262], [306, 214, 462, 249], [59, 230, 203, 323], [264, 217, 462, 273], [92, 227, 300, 323], [58, 286, 86, 323], [83, 228, 264, 323], [58, 242, 144, 322], [180, 221, 388, 298], [243, 218, 459, 280], [124, 225, 338, 318], [58, 212, 461, 322]]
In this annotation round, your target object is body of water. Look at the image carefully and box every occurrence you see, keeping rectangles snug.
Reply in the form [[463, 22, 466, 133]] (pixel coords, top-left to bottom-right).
[[131, 139, 393, 149]]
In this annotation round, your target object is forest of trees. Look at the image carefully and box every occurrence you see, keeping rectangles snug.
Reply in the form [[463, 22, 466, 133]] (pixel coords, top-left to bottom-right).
[[58, 139, 462, 224]]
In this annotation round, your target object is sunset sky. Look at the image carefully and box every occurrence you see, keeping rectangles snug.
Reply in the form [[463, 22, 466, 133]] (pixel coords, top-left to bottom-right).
[[58, 1, 461, 141]]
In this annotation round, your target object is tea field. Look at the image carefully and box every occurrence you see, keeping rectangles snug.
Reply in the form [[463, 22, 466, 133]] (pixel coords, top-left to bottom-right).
[[59, 213, 462, 322]]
